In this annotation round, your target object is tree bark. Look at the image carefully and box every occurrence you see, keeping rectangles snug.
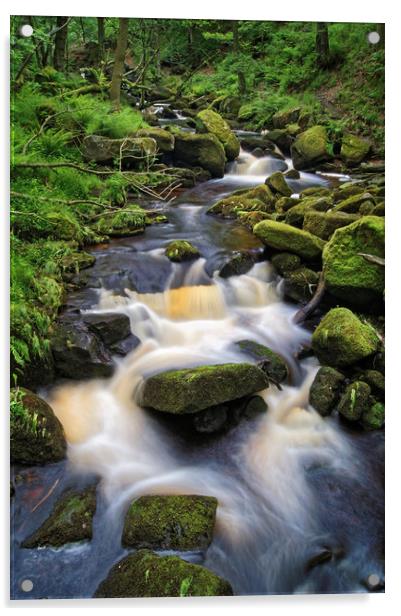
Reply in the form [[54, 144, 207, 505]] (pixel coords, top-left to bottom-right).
[[316, 22, 330, 68], [53, 17, 68, 71], [232, 20, 246, 96], [110, 18, 129, 112], [97, 17, 105, 61]]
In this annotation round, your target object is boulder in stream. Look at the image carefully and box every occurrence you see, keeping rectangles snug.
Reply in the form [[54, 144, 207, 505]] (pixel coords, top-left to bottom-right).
[[135, 127, 175, 153], [196, 109, 240, 161], [253, 220, 326, 260], [309, 367, 345, 416], [303, 210, 360, 240], [340, 133, 371, 166], [360, 401, 385, 430], [10, 388, 67, 465], [122, 494, 217, 551], [165, 240, 200, 262], [94, 550, 233, 597], [173, 132, 226, 178], [283, 266, 320, 303], [338, 381, 371, 422], [140, 363, 269, 414], [219, 251, 255, 278], [235, 340, 288, 383], [82, 134, 157, 167], [265, 171, 292, 197], [290, 125, 333, 170], [94, 205, 146, 237]]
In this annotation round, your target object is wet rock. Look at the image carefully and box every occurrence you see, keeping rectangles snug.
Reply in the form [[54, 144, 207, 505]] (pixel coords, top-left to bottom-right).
[[135, 127, 175, 153], [94, 205, 146, 237], [173, 132, 226, 178], [333, 192, 376, 214], [312, 308, 380, 368], [272, 107, 301, 129], [372, 203, 385, 216], [322, 216, 384, 306], [362, 573, 385, 592], [140, 363, 269, 414], [303, 210, 360, 240], [361, 401, 385, 430], [83, 312, 131, 345], [22, 486, 97, 548], [300, 186, 332, 199], [240, 135, 275, 152], [196, 109, 240, 161], [359, 370, 385, 398], [253, 220, 325, 260], [109, 334, 141, 356], [243, 395, 268, 418], [10, 388, 67, 465], [285, 168, 300, 179], [309, 367, 345, 416], [283, 267, 320, 303], [165, 240, 200, 262], [338, 381, 371, 421], [219, 252, 255, 278], [192, 404, 228, 433], [291, 126, 333, 170], [285, 197, 333, 228], [266, 171, 292, 197], [275, 196, 300, 214], [122, 494, 217, 551], [94, 550, 233, 598], [271, 252, 301, 276], [237, 210, 272, 229], [340, 133, 371, 166], [82, 134, 157, 167], [305, 548, 333, 571], [208, 184, 274, 218], [235, 340, 288, 383], [264, 129, 293, 154], [251, 147, 264, 157], [60, 251, 95, 276]]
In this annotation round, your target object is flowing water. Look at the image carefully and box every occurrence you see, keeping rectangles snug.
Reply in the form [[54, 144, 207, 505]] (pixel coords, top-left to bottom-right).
[[10, 146, 384, 599]]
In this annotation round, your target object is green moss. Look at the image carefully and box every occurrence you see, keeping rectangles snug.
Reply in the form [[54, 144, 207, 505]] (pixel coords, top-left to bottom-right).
[[196, 109, 240, 161], [309, 367, 345, 416], [165, 240, 200, 262], [291, 126, 333, 170], [22, 486, 97, 548], [173, 132, 226, 178], [303, 210, 360, 240], [332, 192, 375, 213], [322, 216, 385, 305], [285, 197, 332, 228], [359, 370, 385, 398], [283, 266, 320, 302], [266, 172, 292, 197], [94, 550, 233, 598], [272, 107, 301, 128], [312, 307, 380, 367], [208, 184, 275, 219], [122, 495, 217, 551], [94, 205, 146, 237], [237, 210, 272, 229], [135, 128, 175, 153], [275, 197, 300, 214], [338, 381, 371, 421], [340, 133, 371, 165], [360, 401, 385, 430], [140, 363, 269, 414], [271, 252, 301, 276], [235, 340, 288, 382], [253, 220, 326, 260]]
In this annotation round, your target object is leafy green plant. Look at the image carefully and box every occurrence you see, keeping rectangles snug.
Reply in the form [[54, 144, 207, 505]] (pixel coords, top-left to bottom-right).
[[179, 576, 193, 597]]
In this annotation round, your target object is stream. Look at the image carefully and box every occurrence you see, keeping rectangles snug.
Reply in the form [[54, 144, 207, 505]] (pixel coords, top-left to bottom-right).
[[10, 139, 384, 599]]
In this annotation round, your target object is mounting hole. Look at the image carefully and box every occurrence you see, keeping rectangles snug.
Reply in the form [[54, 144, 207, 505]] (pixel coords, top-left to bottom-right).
[[19, 24, 34, 38], [21, 579, 34, 592], [367, 31, 380, 45]]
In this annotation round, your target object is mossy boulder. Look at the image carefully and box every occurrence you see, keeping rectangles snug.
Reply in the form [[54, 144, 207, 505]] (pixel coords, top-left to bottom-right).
[[60, 250, 95, 275], [208, 185, 274, 218], [338, 381, 371, 421], [173, 132, 226, 178], [10, 388, 67, 465], [82, 313, 131, 345], [309, 367, 345, 416], [300, 187, 332, 198], [271, 252, 301, 276], [22, 486, 97, 548], [359, 369, 385, 398], [303, 210, 360, 240], [237, 210, 272, 229], [140, 363, 269, 414], [253, 220, 325, 260], [275, 196, 300, 214], [340, 133, 371, 166], [283, 267, 320, 303], [311, 308, 380, 367], [135, 127, 175, 153], [219, 252, 255, 278], [122, 495, 217, 551], [94, 550, 233, 598], [196, 109, 240, 161], [264, 129, 293, 153], [291, 126, 333, 170], [361, 401, 385, 430], [165, 240, 200, 262], [266, 171, 292, 197], [272, 107, 301, 129], [332, 192, 376, 214], [82, 134, 157, 166], [94, 205, 146, 237], [235, 340, 288, 383], [322, 216, 385, 305], [285, 197, 333, 228]]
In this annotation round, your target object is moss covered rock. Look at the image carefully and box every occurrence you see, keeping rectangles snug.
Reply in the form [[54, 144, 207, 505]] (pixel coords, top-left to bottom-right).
[[219, 252, 255, 278], [140, 363, 269, 414], [237, 210, 272, 229], [309, 367, 345, 416], [253, 220, 325, 260], [291, 126, 333, 170], [122, 495, 217, 551], [275, 196, 300, 214], [283, 267, 320, 303], [196, 109, 240, 161], [82, 134, 157, 166], [303, 210, 360, 240], [95, 205, 146, 237], [340, 133, 371, 166], [60, 250, 95, 275], [359, 369, 385, 398], [235, 340, 288, 382], [10, 388, 67, 465], [332, 192, 376, 214], [361, 401, 385, 430], [338, 381, 371, 421], [285, 197, 332, 228], [174, 132, 226, 178], [94, 550, 233, 598], [22, 486, 97, 548], [165, 240, 200, 262], [266, 171, 292, 197], [322, 216, 385, 305], [311, 308, 380, 367], [135, 127, 175, 153], [271, 252, 301, 276], [208, 185, 275, 218], [272, 107, 301, 129]]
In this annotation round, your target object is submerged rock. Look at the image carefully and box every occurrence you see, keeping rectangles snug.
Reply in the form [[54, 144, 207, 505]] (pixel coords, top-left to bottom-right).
[[312, 308, 380, 368], [140, 363, 269, 414], [253, 220, 325, 260], [196, 109, 240, 161], [165, 240, 200, 262], [219, 252, 255, 278], [309, 367, 345, 416], [22, 486, 97, 548], [122, 495, 217, 551], [291, 126, 333, 170], [322, 216, 385, 306], [173, 132, 226, 178], [10, 388, 67, 465], [94, 550, 233, 598], [235, 340, 288, 383], [338, 381, 371, 421]]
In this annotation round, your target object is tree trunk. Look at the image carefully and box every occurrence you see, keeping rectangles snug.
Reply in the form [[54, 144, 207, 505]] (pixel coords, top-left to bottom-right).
[[97, 17, 105, 61], [232, 20, 246, 96], [53, 17, 68, 71], [316, 22, 330, 68], [110, 18, 129, 111], [377, 23, 385, 48]]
